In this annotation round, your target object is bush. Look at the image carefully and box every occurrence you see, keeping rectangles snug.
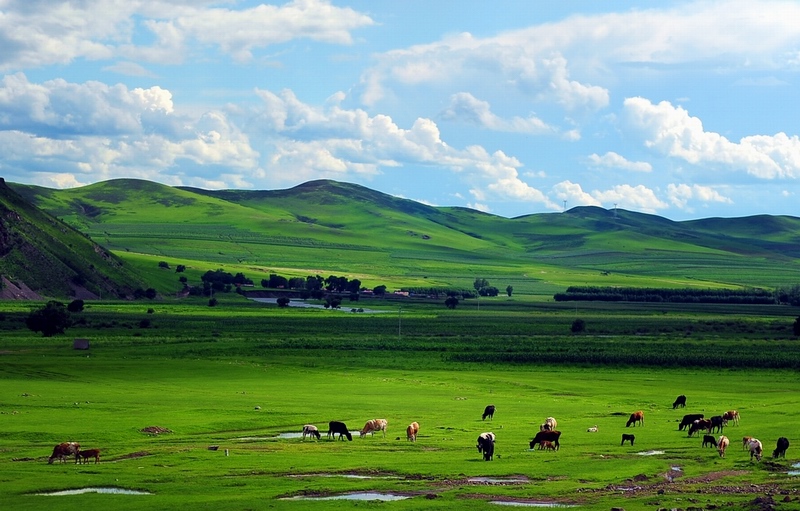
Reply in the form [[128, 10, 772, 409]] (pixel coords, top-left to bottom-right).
[[158, 261, 170, 269], [67, 299, 85, 313], [571, 319, 586, 333], [26, 301, 71, 337]]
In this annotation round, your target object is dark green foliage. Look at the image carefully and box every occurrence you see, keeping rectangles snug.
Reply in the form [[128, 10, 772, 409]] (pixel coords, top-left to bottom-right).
[[139, 318, 151, 328], [208, 298, 218, 307], [145, 287, 157, 299], [175, 264, 186, 273], [147, 308, 155, 314], [179, 276, 187, 283], [158, 261, 170, 269], [555, 286, 776, 304], [67, 299, 84, 312], [474, 278, 490, 291], [276, 297, 290, 307], [794, 317, 800, 336], [373, 284, 387, 296], [445, 296, 459, 309], [776, 285, 800, 305], [26, 300, 71, 337], [506, 285, 513, 297], [571, 318, 586, 333]]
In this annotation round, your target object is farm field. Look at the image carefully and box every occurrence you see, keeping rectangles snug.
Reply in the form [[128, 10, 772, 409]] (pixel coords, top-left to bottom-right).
[[1, 298, 800, 510]]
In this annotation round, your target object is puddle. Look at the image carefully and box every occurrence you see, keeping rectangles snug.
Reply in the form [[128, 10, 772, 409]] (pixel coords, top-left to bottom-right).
[[671, 466, 682, 471], [636, 450, 664, 456], [469, 477, 528, 484], [276, 432, 304, 439], [250, 298, 388, 313], [38, 487, 151, 496], [789, 462, 800, 476], [288, 473, 400, 480], [281, 492, 410, 501], [490, 501, 575, 508]]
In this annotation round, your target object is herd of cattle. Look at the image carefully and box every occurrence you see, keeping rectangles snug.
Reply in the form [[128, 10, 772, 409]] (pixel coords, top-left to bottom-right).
[[47, 395, 790, 466]]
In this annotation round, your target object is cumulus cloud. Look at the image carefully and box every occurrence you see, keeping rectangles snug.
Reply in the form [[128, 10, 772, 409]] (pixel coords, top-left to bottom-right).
[[667, 183, 733, 210], [588, 151, 652, 172], [623, 96, 800, 179], [441, 92, 555, 134], [551, 180, 667, 213], [551, 180, 601, 208]]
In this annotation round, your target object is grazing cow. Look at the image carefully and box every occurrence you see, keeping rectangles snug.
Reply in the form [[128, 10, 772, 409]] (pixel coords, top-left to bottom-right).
[[327, 421, 353, 441], [710, 415, 726, 433], [530, 430, 561, 451], [748, 438, 763, 461], [773, 437, 790, 458], [587, 425, 598, 433], [360, 418, 388, 438], [742, 436, 753, 450], [76, 448, 100, 464], [626, 411, 644, 428], [678, 413, 704, 431], [540, 417, 558, 432], [672, 395, 687, 409], [621, 434, 635, 446], [702, 434, 718, 448], [723, 410, 740, 426], [406, 422, 419, 442], [482, 405, 496, 421], [476, 432, 495, 461], [688, 419, 713, 437], [48, 442, 80, 464], [539, 440, 556, 451], [302, 424, 321, 440], [717, 435, 729, 458]]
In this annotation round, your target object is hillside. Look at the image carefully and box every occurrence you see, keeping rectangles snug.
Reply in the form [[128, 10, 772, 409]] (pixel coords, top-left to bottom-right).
[[10, 178, 800, 293], [0, 178, 146, 299]]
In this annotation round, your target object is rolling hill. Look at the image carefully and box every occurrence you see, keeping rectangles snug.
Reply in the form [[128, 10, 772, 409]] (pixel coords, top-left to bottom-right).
[[9, 178, 800, 295], [0, 178, 147, 299]]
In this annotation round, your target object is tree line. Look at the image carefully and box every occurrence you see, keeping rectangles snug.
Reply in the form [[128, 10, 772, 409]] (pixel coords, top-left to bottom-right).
[[553, 286, 778, 304]]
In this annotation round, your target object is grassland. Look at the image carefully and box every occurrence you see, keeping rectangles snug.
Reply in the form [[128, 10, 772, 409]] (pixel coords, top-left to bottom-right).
[[2, 296, 799, 510]]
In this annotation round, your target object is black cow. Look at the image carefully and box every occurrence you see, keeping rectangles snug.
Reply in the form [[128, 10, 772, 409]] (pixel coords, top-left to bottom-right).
[[477, 432, 495, 461], [678, 413, 704, 431], [672, 394, 686, 409], [710, 415, 725, 433], [773, 437, 790, 458], [621, 434, 635, 446], [327, 421, 352, 441], [482, 405, 496, 421], [530, 430, 562, 450], [688, 419, 712, 437], [702, 434, 718, 448]]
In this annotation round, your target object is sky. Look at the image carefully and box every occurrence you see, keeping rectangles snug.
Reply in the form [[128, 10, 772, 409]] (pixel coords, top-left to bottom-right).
[[1, 0, 800, 220]]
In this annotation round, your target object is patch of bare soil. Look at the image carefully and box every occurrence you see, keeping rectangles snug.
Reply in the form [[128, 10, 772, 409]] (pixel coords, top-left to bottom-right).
[[0, 277, 40, 300], [140, 426, 172, 435]]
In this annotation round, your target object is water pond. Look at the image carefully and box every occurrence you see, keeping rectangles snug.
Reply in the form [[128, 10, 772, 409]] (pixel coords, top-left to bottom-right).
[[249, 298, 389, 313], [38, 487, 151, 496], [490, 501, 576, 508], [281, 492, 409, 501]]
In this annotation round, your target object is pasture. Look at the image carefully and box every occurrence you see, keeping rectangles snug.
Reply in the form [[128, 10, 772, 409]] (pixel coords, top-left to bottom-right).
[[1, 299, 799, 510]]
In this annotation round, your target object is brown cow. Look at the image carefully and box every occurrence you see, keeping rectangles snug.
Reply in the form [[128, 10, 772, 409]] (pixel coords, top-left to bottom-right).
[[48, 442, 80, 464], [406, 422, 419, 442], [530, 430, 561, 450], [539, 440, 556, 451], [723, 410, 740, 426], [626, 410, 644, 427], [360, 418, 387, 438], [717, 436, 729, 458], [76, 448, 101, 464]]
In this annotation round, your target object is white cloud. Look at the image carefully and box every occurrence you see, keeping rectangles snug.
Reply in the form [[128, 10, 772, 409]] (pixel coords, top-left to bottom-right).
[[667, 183, 733, 210], [588, 151, 652, 172], [441, 92, 555, 134], [591, 184, 668, 213], [624, 96, 800, 179], [551, 180, 601, 208]]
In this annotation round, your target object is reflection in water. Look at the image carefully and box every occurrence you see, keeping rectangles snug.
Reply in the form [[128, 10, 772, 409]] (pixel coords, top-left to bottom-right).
[[281, 492, 409, 501]]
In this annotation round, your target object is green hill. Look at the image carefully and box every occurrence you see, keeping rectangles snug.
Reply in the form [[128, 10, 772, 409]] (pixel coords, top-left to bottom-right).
[[10, 178, 800, 294], [0, 178, 147, 299]]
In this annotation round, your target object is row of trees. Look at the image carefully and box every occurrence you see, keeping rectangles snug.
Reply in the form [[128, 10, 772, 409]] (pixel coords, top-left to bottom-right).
[[554, 286, 776, 304]]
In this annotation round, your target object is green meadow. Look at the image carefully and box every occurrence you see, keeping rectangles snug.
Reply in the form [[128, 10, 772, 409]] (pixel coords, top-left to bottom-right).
[[2, 297, 799, 510]]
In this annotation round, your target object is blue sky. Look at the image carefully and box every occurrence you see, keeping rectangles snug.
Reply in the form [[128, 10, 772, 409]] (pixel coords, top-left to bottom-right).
[[2, 0, 800, 220]]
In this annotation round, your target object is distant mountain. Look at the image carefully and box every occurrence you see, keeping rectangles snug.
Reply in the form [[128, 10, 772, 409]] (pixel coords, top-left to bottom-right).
[[0, 178, 146, 299], [10, 178, 800, 291]]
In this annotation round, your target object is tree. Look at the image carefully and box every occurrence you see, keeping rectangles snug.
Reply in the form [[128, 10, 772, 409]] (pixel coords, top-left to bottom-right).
[[571, 318, 586, 333], [276, 297, 291, 307], [445, 296, 459, 309], [208, 298, 218, 307], [474, 278, 490, 292], [67, 299, 85, 313], [175, 264, 186, 273], [506, 285, 513, 297], [26, 301, 71, 337], [794, 316, 800, 336], [145, 288, 157, 299], [158, 261, 170, 269], [373, 285, 387, 296]]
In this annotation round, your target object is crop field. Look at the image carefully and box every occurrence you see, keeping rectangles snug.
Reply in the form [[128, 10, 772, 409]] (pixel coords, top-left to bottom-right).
[[2, 297, 800, 510]]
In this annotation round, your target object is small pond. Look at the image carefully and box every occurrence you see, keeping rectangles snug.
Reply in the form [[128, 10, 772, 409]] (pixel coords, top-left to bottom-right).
[[249, 298, 389, 313], [636, 450, 665, 456], [490, 501, 576, 508], [789, 462, 800, 476], [281, 492, 409, 501], [38, 487, 151, 496]]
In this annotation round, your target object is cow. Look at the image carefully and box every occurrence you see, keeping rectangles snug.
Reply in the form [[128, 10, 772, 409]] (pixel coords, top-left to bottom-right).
[[626, 410, 644, 428], [360, 418, 388, 438], [587, 425, 598, 433], [672, 395, 687, 409], [723, 410, 740, 426], [773, 437, 790, 458], [482, 405, 496, 421], [710, 415, 725, 433], [678, 413, 704, 431], [702, 434, 718, 448], [530, 430, 561, 450], [477, 432, 495, 461], [688, 419, 712, 437], [748, 438, 763, 461], [76, 448, 100, 464], [406, 422, 419, 442], [717, 435, 729, 458], [327, 421, 352, 441], [48, 442, 80, 464], [302, 424, 321, 440], [539, 440, 556, 451], [742, 436, 753, 450], [540, 416, 558, 432], [621, 434, 635, 446]]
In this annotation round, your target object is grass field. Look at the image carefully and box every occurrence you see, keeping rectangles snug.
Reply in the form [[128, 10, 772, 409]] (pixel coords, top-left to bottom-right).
[[2, 297, 800, 510]]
